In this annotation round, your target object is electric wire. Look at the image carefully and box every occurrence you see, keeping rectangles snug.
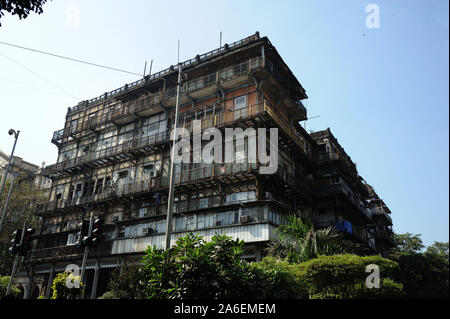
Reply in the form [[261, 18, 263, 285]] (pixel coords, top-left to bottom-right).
[[0, 40, 141, 76], [0, 51, 79, 99]]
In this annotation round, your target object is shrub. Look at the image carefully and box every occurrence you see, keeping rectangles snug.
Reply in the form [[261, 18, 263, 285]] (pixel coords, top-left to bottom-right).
[[105, 263, 146, 299], [251, 257, 307, 299], [50, 272, 84, 299], [0, 276, 21, 298], [141, 233, 262, 299], [296, 254, 404, 299], [98, 291, 119, 299]]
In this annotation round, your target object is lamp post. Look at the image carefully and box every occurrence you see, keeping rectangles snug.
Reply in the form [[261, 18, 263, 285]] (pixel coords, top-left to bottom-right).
[[0, 129, 20, 234]]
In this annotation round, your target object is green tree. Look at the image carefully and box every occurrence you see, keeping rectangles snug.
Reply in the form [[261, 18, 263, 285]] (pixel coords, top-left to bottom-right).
[[102, 263, 146, 299], [0, 177, 46, 276], [0, 0, 51, 26], [141, 233, 261, 299], [266, 215, 363, 263], [296, 254, 404, 299], [0, 275, 21, 298], [50, 272, 84, 299], [391, 232, 425, 257], [425, 241, 449, 259], [390, 234, 449, 299]]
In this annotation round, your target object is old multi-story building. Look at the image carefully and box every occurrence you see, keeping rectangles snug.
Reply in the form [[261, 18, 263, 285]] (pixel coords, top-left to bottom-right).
[[18, 32, 393, 298], [0, 150, 51, 190]]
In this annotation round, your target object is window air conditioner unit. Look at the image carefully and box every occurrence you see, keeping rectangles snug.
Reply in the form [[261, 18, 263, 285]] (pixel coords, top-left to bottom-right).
[[240, 215, 250, 223]]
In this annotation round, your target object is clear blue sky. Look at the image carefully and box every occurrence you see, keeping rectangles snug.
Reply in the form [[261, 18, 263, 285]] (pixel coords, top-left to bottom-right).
[[0, 0, 448, 246]]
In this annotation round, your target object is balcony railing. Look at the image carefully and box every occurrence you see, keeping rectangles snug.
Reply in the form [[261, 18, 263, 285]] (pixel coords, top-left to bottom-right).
[[45, 130, 170, 176], [38, 161, 258, 214], [27, 241, 112, 262], [67, 33, 261, 115], [371, 207, 393, 225], [47, 101, 307, 176], [315, 183, 370, 219], [54, 54, 307, 142]]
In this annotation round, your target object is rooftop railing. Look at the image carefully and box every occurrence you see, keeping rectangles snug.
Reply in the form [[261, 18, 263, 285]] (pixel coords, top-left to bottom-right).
[[67, 33, 262, 115]]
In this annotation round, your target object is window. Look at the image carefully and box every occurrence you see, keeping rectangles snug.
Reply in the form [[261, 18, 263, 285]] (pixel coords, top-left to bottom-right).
[[216, 213, 224, 226], [66, 233, 79, 246], [175, 217, 186, 231], [235, 95, 247, 110], [118, 170, 129, 179], [198, 197, 209, 209], [224, 211, 236, 225], [225, 191, 256, 204], [69, 119, 78, 131], [139, 208, 148, 218], [186, 216, 195, 231], [331, 176, 341, 184], [197, 215, 205, 229]]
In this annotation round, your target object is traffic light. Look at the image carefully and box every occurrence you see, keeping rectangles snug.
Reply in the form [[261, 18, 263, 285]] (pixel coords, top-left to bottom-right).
[[90, 218, 103, 246], [77, 218, 103, 248], [8, 229, 22, 254], [77, 220, 90, 249], [19, 228, 35, 256]]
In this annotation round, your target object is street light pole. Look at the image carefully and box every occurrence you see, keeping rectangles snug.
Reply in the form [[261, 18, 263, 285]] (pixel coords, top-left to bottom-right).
[[164, 63, 182, 251], [0, 172, 19, 234], [0, 129, 20, 235]]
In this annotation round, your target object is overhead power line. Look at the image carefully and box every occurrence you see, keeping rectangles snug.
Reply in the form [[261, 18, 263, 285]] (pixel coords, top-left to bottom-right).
[[0, 40, 142, 76], [0, 51, 79, 99]]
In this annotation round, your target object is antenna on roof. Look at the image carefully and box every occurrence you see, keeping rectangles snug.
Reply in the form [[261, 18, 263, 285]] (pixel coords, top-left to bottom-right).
[[143, 61, 147, 77], [149, 59, 153, 76], [220, 31, 223, 48], [177, 39, 180, 64]]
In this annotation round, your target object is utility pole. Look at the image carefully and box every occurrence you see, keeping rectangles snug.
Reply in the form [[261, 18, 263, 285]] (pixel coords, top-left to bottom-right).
[[165, 62, 182, 251], [6, 221, 26, 296], [0, 129, 20, 234]]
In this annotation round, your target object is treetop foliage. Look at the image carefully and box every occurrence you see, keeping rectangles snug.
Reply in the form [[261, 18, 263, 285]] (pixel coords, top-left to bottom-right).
[[0, 0, 51, 26]]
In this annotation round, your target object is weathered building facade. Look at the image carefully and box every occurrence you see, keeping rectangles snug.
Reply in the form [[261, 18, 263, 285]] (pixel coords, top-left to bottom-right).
[[20, 33, 393, 298]]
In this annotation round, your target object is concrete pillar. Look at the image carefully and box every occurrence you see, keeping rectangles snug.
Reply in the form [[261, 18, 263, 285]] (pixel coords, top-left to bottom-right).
[[45, 265, 54, 299], [90, 260, 100, 299]]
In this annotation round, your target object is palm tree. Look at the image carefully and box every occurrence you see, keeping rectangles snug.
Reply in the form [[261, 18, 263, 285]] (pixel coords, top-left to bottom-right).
[[267, 216, 362, 263]]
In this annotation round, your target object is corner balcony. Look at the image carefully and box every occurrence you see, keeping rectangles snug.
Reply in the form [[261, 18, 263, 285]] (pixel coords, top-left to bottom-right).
[[314, 183, 371, 221], [370, 206, 393, 226], [45, 130, 170, 178]]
